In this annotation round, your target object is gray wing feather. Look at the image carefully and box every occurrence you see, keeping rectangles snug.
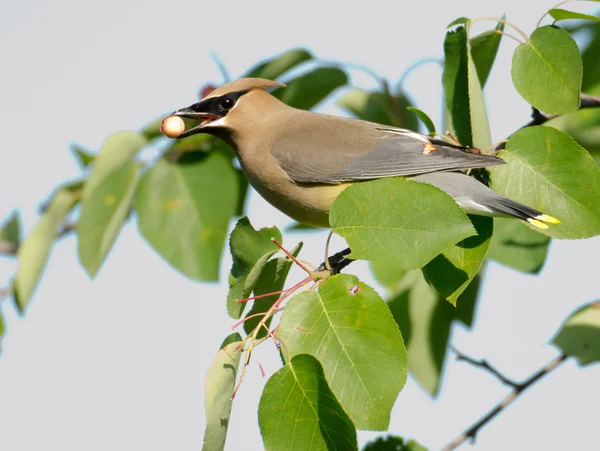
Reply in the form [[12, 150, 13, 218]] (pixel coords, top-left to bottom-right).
[[413, 172, 542, 220], [273, 126, 505, 185]]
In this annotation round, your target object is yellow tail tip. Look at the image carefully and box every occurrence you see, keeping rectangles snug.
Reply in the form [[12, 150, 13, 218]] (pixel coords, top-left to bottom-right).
[[528, 218, 549, 229], [536, 214, 561, 225]]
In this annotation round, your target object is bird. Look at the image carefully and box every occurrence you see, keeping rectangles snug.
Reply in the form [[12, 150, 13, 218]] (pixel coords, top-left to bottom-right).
[[166, 78, 560, 230]]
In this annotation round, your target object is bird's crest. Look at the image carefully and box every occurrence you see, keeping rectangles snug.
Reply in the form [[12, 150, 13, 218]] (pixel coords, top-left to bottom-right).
[[203, 78, 285, 99]]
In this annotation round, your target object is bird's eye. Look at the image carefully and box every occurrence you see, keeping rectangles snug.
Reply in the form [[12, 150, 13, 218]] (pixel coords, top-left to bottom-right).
[[220, 97, 235, 110]]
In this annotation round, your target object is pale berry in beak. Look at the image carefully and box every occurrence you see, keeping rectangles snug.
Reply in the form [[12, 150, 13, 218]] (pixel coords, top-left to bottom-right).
[[161, 116, 186, 138]]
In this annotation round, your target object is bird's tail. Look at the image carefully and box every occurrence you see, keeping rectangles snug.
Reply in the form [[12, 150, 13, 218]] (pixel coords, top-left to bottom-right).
[[490, 197, 561, 230], [412, 172, 561, 230]]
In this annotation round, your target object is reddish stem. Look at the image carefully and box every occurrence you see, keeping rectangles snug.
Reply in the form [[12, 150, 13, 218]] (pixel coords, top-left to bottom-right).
[[231, 311, 268, 330], [236, 289, 287, 303], [271, 238, 312, 274]]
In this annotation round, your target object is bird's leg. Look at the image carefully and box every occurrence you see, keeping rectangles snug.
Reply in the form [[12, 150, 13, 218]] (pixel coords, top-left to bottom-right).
[[317, 247, 354, 275], [231, 241, 354, 398]]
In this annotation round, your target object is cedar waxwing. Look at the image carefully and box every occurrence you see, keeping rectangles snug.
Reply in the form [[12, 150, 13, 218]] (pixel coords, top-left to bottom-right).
[[167, 78, 560, 230]]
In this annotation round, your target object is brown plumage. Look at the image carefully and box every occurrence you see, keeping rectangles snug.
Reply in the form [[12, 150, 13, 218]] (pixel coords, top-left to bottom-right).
[[169, 78, 560, 229]]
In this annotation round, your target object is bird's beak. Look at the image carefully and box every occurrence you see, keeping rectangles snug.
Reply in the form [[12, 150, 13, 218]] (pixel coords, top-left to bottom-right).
[[171, 102, 220, 138]]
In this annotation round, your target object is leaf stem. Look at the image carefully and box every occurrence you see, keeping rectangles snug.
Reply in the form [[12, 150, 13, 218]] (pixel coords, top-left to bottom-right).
[[231, 311, 270, 330], [232, 273, 315, 398], [210, 52, 232, 83], [324, 231, 334, 272], [271, 238, 312, 275], [397, 57, 443, 90], [536, 0, 574, 29], [317, 58, 389, 90], [236, 289, 287, 304], [496, 31, 526, 46], [442, 353, 568, 450], [470, 17, 529, 43]]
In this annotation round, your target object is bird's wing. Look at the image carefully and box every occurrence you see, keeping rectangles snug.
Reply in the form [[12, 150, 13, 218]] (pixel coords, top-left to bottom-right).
[[271, 117, 505, 185]]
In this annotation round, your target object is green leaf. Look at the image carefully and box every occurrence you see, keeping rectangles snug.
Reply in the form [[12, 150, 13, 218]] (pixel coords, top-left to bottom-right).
[[549, 9, 600, 25], [167, 133, 217, 153], [77, 162, 140, 277], [258, 354, 357, 451], [285, 222, 320, 233], [245, 48, 313, 80], [547, 109, 600, 162], [272, 67, 348, 111], [386, 271, 448, 396], [581, 23, 600, 93], [553, 301, 600, 364], [363, 435, 428, 451], [278, 274, 407, 430], [0, 211, 21, 252], [202, 338, 242, 451], [219, 332, 242, 349], [386, 270, 478, 396], [406, 107, 436, 134], [14, 189, 78, 312], [452, 272, 482, 328], [135, 152, 239, 282], [0, 310, 5, 351], [370, 261, 406, 295], [487, 218, 551, 273], [422, 215, 492, 305], [225, 217, 282, 319], [443, 25, 493, 149], [338, 89, 419, 130], [448, 17, 471, 28], [243, 243, 302, 337], [491, 126, 600, 239], [511, 26, 582, 114], [470, 18, 505, 88], [84, 131, 146, 197], [330, 178, 475, 269], [70, 143, 95, 168]]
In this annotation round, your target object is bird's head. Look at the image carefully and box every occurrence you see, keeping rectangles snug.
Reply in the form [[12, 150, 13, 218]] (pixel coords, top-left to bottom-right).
[[171, 78, 285, 139]]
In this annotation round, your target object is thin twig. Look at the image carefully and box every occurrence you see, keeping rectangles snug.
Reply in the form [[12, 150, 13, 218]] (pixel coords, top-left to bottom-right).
[[442, 354, 568, 450], [0, 241, 17, 255], [211, 52, 231, 83], [0, 285, 11, 301], [397, 57, 443, 90], [451, 346, 520, 389], [484, 92, 600, 153], [271, 238, 311, 275], [317, 58, 388, 89], [0, 221, 77, 257], [521, 93, 600, 129], [57, 222, 77, 239]]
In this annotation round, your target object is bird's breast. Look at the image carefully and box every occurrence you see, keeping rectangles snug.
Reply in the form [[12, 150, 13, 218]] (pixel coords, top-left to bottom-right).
[[236, 145, 348, 227]]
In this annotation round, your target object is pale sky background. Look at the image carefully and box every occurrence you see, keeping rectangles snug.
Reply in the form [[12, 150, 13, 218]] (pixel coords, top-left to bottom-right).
[[1, 1, 599, 450]]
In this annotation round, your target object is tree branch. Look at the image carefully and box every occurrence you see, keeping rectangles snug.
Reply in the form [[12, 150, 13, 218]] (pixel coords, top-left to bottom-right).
[[0, 240, 17, 255], [442, 353, 568, 450], [451, 347, 520, 389], [0, 221, 77, 257], [0, 285, 11, 301], [521, 93, 600, 129]]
